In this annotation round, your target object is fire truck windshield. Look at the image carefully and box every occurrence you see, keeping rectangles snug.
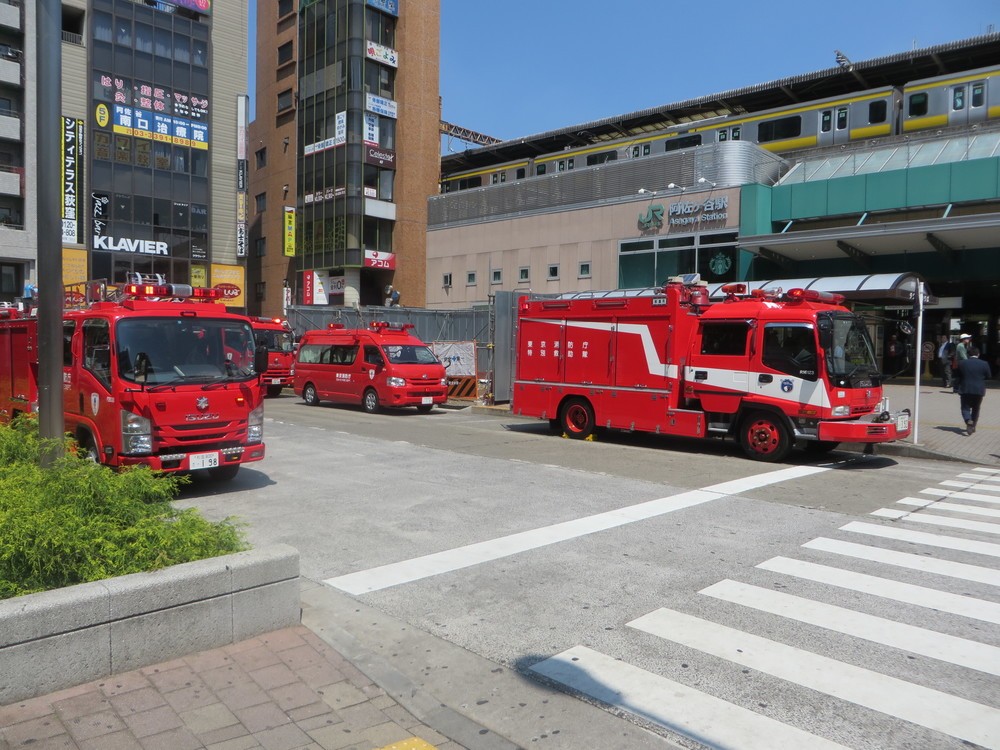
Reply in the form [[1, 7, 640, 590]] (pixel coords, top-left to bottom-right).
[[821, 313, 879, 380], [115, 317, 258, 386], [254, 329, 294, 353]]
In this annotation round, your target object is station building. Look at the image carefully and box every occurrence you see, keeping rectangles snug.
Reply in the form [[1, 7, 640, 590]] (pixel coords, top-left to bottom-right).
[[2, 0, 249, 308], [429, 34, 1000, 368]]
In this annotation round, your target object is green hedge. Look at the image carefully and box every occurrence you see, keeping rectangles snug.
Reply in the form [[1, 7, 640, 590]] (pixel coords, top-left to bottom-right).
[[0, 417, 247, 599]]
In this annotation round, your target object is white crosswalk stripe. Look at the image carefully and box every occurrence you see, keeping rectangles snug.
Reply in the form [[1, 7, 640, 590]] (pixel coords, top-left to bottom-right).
[[530, 468, 1000, 749]]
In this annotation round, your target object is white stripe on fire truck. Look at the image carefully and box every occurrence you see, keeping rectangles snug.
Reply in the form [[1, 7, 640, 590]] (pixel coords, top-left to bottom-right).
[[325, 465, 829, 594]]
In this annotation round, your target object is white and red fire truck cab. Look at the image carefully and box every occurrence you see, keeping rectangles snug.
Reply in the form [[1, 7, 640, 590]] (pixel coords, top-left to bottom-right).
[[513, 276, 911, 462], [292, 322, 448, 413], [251, 317, 295, 397], [0, 279, 267, 481]]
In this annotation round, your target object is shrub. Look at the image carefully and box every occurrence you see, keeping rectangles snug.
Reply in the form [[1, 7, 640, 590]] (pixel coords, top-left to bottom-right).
[[0, 416, 247, 599]]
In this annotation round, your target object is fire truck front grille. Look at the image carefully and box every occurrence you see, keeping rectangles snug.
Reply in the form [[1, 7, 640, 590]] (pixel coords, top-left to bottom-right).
[[852, 406, 872, 414], [154, 420, 247, 447]]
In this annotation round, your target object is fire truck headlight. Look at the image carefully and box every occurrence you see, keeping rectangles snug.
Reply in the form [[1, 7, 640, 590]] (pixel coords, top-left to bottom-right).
[[831, 405, 850, 417], [440, 377, 448, 387], [247, 405, 264, 444], [120, 409, 152, 455], [386, 376, 406, 388]]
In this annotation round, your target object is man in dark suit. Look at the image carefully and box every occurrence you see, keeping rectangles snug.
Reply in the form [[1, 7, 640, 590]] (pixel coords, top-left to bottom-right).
[[957, 346, 992, 435]]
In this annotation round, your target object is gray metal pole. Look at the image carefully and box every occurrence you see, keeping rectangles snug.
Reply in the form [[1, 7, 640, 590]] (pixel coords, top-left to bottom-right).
[[36, 0, 65, 464]]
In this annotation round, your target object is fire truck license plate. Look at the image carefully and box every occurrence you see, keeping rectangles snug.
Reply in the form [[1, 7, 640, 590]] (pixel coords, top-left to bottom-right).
[[271, 378, 282, 384], [896, 413, 910, 432], [421, 397, 433, 405], [189, 451, 220, 470]]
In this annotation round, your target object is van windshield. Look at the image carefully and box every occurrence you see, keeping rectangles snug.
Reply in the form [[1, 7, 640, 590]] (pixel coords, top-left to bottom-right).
[[383, 345, 438, 365]]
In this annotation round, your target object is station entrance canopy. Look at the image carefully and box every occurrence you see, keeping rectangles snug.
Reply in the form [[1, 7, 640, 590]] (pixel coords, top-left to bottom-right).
[[706, 272, 934, 305]]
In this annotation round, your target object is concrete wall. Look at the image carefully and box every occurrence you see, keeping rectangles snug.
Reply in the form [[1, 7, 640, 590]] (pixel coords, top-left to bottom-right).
[[0, 544, 300, 705]]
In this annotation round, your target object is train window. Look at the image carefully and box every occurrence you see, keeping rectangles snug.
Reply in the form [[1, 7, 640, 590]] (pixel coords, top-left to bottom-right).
[[731, 127, 740, 141], [632, 145, 640, 158], [757, 115, 801, 143], [500, 172, 506, 183], [491, 174, 499, 185], [459, 176, 481, 190], [665, 134, 702, 152], [836, 108, 848, 130], [972, 83, 985, 108], [586, 150, 617, 166], [868, 100, 887, 124], [908, 92, 928, 117], [536, 164, 546, 176], [821, 110, 832, 133], [568, 158, 575, 170], [953, 87, 965, 111], [516, 168, 525, 179], [558, 161, 565, 172], [643, 143, 651, 155], [718, 130, 728, 142]]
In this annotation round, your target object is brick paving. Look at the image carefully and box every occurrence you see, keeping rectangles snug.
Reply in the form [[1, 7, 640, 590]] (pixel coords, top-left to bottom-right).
[[0, 626, 461, 750]]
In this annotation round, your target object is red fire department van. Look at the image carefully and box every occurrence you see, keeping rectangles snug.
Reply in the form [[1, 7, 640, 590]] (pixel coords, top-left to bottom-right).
[[513, 276, 911, 462], [251, 316, 295, 397], [292, 322, 448, 413], [0, 279, 267, 481]]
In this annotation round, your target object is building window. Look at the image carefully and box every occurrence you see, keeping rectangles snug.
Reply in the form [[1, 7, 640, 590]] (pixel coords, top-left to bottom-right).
[[466, 271, 476, 286], [277, 42, 293, 66], [518, 267, 529, 283], [278, 0, 293, 18], [442, 272, 452, 288], [255, 281, 266, 301], [578, 262, 591, 279], [277, 89, 294, 112], [255, 193, 267, 213], [547, 264, 559, 280], [255, 147, 267, 169], [255, 237, 266, 257], [491, 269, 502, 285]]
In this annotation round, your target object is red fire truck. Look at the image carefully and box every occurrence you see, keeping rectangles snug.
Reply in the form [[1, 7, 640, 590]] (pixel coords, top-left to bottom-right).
[[250, 317, 295, 397], [0, 279, 267, 481], [513, 276, 911, 462]]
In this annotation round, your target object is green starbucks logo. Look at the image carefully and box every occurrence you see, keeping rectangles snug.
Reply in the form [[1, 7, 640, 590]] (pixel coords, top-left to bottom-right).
[[709, 251, 732, 276]]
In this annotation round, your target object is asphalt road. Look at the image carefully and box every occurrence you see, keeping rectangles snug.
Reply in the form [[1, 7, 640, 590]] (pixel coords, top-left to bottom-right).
[[176, 395, 1000, 749]]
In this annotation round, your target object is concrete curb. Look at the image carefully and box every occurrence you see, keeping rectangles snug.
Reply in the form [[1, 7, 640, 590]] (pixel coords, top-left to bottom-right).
[[0, 544, 301, 705]]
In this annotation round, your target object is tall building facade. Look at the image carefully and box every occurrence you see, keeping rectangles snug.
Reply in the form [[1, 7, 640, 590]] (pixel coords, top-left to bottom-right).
[[0, 0, 247, 309], [250, 0, 439, 316]]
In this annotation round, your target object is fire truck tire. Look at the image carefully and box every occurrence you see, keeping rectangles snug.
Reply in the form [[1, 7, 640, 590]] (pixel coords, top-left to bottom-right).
[[303, 383, 320, 406], [363, 388, 380, 414], [560, 398, 595, 440], [266, 384, 284, 398], [208, 464, 240, 482], [804, 440, 840, 454], [416, 404, 433, 413], [77, 431, 100, 463], [739, 411, 792, 462]]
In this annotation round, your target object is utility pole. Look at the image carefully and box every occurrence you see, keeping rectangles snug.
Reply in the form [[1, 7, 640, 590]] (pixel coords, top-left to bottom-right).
[[37, 0, 65, 465]]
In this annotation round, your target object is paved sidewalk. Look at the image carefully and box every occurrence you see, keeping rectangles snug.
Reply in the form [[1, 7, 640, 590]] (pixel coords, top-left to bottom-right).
[[3, 380, 996, 750]]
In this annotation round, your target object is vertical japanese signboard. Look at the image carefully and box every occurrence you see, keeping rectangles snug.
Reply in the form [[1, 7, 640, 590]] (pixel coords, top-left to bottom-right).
[[236, 94, 248, 258], [283, 206, 296, 257], [61, 117, 84, 244]]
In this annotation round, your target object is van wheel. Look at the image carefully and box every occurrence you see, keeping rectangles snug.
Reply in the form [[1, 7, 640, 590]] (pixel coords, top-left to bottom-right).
[[266, 384, 283, 398], [416, 404, 433, 413], [740, 411, 792, 462], [303, 383, 320, 406], [561, 398, 595, 440], [208, 464, 240, 482], [363, 388, 380, 414]]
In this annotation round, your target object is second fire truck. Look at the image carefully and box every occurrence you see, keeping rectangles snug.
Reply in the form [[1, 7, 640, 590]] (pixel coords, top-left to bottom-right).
[[513, 275, 911, 462]]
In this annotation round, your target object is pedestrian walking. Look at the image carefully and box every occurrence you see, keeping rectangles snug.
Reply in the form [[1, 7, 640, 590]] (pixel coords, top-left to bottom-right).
[[937, 335, 955, 388], [886, 334, 902, 373], [952, 333, 972, 392], [956, 346, 992, 435]]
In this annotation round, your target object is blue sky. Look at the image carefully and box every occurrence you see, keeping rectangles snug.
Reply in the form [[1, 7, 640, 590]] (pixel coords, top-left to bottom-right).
[[439, 0, 998, 147]]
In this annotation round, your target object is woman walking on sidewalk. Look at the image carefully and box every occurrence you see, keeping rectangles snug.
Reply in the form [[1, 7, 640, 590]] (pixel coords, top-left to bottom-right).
[[956, 346, 992, 435]]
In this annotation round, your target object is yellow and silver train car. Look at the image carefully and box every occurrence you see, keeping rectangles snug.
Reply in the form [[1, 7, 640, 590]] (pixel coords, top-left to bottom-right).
[[902, 64, 1000, 132]]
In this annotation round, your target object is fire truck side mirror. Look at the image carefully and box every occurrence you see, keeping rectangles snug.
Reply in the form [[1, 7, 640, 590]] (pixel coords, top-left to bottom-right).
[[817, 317, 833, 350], [254, 344, 268, 377]]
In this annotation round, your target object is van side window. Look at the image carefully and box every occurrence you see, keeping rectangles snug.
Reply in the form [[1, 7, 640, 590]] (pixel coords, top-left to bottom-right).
[[332, 345, 357, 365], [364, 346, 384, 366]]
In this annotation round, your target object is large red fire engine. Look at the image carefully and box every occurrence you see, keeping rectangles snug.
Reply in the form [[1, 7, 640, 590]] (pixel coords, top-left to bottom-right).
[[250, 317, 295, 397], [0, 279, 267, 481], [513, 276, 911, 462]]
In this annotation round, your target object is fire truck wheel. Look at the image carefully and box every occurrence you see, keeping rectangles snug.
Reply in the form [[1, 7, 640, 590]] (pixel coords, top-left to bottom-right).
[[740, 411, 792, 462], [416, 404, 433, 413], [303, 384, 320, 406], [363, 388, 380, 414], [561, 398, 595, 440], [77, 431, 100, 463], [266, 384, 284, 398], [208, 464, 240, 482]]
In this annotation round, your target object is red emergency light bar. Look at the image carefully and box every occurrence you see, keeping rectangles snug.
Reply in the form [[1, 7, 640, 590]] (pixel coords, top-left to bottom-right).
[[785, 288, 846, 305], [720, 283, 746, 295], [255, 316, 288, 325], [369, 321, 415, 333], [123, 283, 222, 301], [327, 323, 346, 329]]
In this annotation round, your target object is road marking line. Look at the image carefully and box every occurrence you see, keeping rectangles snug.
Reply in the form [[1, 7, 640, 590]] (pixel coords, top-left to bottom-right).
[[757, 556, 1000, 625], [959, 472, 1000, 483], [529, 645, 850, 750], [841, 521, 1000, 558], [325, 465, 829, 594], [899, 498, 1000, 518], [804, 537, 1000, 586], [871, 508, 1000, 534], [972, 467, 1000, 475], [941, 480, 1000, 495], [921, 487, 1000, 504], [700, 579, 1000, 676], [629, 608, 1000, 749]]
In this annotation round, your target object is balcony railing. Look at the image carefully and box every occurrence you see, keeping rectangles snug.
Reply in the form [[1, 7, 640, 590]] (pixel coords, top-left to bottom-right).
[[62, 31, 83, 45]]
